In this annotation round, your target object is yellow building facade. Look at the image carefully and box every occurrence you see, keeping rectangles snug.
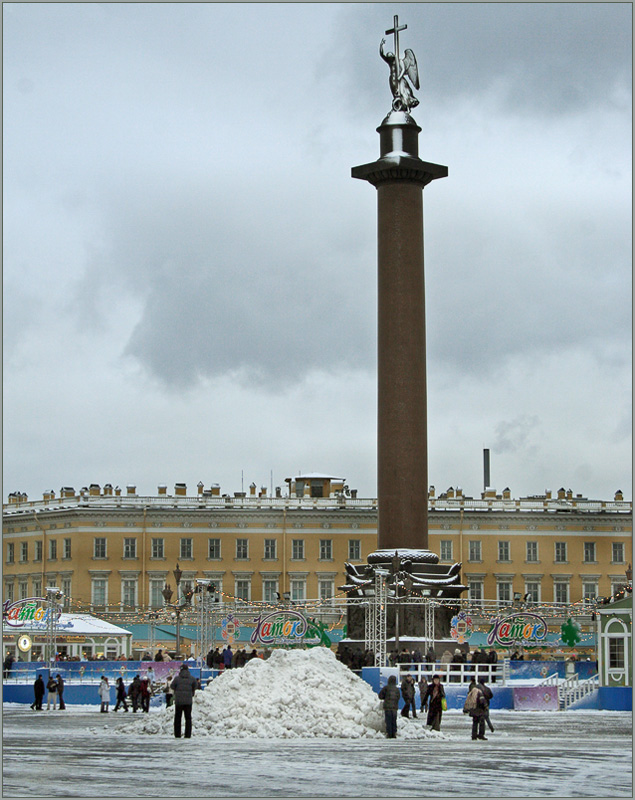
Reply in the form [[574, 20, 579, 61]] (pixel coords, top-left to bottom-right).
[[3, 477, 632, 616]]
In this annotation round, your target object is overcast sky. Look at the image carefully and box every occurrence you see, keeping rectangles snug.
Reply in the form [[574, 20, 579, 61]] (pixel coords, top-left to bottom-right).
[[3, 3, 632, 503]]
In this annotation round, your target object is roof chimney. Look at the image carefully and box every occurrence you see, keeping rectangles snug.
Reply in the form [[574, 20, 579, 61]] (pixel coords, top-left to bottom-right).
[[483, 449, 490, 492]]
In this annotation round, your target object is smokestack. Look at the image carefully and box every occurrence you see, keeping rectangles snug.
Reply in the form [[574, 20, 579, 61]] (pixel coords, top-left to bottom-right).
[[483, 448, 491, 491]]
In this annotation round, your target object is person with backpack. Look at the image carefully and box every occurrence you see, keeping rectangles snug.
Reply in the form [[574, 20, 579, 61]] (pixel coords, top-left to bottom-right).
[[464, 676, 493, 740]]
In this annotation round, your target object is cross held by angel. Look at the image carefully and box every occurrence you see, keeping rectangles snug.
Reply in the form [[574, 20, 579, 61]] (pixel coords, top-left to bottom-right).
[[380, 15, 420, 112]]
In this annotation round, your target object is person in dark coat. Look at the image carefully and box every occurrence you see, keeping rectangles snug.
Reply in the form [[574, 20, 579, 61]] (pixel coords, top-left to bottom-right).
[[139, 677, 151, 712], [46, 675, 58, 710], [400, 673, 417, 718], [423, 674, 446, 731], [378, 674, 401, 738], [468, 677, 493, 740], [128, 674, 141, 712], [222, 645, 233, 669], [170, 663, 198, 738], [3, 652, 15, 679], [56, 674, 66, 710], [31, 675, 45, 710], [114, 677, 129, 711], [425, 647, 436, 665]]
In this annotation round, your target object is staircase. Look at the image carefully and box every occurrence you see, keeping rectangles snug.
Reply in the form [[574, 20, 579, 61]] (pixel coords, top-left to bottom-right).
[[538, 672, 599, 709]]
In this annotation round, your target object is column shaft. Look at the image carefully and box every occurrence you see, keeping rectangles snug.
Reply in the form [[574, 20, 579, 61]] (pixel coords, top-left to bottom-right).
[[377, 182, 428, 550]]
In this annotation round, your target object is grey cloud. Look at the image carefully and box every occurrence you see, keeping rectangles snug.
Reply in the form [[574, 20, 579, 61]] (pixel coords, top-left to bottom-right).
[[332, 3, 631, 119], [493, 414, 540, 454]]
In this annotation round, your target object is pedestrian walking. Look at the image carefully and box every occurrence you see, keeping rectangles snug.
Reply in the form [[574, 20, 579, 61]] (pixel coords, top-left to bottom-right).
[[418, 675, 428, 712], [163, 671, 175, 707], [464, 676, 493, 740], [140, 677, 151, 712], [128, 674, 141, 712], [170, 663, 198, 738], [422, 674, 446, 731], [400, 673, 417, 718], [31, 674, 45, 710], [56, 674, 66, 710], [98, 675, 110, 712], [3, 651, 15, 679], [114, 677, 129, 711], [378, 674, 400, 738]]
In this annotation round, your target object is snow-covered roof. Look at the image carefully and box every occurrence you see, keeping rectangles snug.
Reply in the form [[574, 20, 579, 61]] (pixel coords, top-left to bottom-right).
[[3, 612, 132, 636], [285, 474, 346, 481]]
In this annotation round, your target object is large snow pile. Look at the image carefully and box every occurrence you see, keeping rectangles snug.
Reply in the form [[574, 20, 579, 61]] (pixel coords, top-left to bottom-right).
[[117, 647, 444, 739]]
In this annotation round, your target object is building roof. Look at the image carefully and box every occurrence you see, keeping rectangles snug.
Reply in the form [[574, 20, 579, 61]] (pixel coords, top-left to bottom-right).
[[3, 612, 132, 637]]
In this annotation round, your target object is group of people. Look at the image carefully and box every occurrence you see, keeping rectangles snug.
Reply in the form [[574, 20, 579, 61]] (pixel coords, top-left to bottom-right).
[[206, 645, 263, 670], [379, 673, 447, 737], [30, 673, 65, 710], [378, 670, 495, 740]]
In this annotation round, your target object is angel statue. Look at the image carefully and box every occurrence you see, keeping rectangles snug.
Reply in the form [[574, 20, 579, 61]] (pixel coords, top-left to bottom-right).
[[380, 36, 420, 112]]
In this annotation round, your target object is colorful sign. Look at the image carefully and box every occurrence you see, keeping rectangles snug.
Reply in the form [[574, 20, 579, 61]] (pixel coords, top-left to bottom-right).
[[3, 598, 65, 629], [221, 613, 240, 645], [450, 610, 473, 644], [486, 612, 548, 647], [250, 610, 331, 647]]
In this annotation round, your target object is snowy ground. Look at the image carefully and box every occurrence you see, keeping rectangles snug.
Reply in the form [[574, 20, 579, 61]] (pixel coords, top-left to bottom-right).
[[2, 705, 632, 798]]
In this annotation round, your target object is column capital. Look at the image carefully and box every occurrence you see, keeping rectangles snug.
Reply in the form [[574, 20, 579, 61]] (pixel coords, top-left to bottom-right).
[[352, 155, 447, 188]]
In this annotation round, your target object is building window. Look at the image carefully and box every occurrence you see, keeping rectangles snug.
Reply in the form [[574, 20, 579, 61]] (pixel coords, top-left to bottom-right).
[[468, 580, 483, 606], [554, 542, 567, 563], [180, 538, 193, 560], [612, 542, 625, 564], [151, 538, 165, 559], [4, 582, 15, 602], [235, 539, 248, 560], [6, 543, 14, 564], [583, 542, 596, 563], [34, 541, 43, 562], [263, 579, 278, 603], [582, 582, 597, 604], [348, 539, 361, 561], [49, 539, 57, 560], [235, 579, 251, 603], [292, 539, 305, 560], [440, 540, 453, 561], [290, 579, 306, 602], [609, 638, 625, 670], [468, 541, 481, 562], [149, 579, 164, 608], [264, 539, 277, 560], [208, 538, 221, 559], [525, 582, 540, 603], [497, 582, 512, 603], [63, 538, 72, 559], [526, 541, 538, 562], [498, 541, 511, 562], [33, 578, 42, 598], [61, 578, 71, 609], [20, 541, 28, 562], [319, 540, 333, 561], [91, 578, 107, 606], [123, 538, 137, 559], [19, 581, 28, 600], [319, 579, 334, 604], [122, 579, 137, 608], [554, 582, 569, 604], [93, 538, 107, 559]]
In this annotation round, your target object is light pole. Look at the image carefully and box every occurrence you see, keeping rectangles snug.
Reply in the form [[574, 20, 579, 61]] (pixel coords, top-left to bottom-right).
[[45, 587, 63, 665], [162, 563, 184, 658]]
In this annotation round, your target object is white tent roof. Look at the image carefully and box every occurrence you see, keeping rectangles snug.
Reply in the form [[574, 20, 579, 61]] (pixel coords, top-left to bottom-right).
[[3, 612, 132, 636]]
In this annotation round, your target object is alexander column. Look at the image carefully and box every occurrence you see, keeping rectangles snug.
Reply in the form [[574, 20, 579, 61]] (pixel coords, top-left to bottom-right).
[[353, 16, 446, 552], [341, 18, 464, 647]]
